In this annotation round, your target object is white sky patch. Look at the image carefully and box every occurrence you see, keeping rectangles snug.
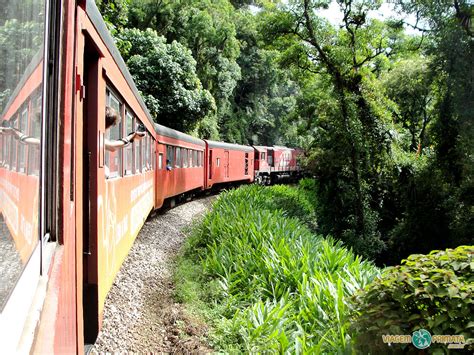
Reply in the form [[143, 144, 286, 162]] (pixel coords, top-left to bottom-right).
[[316, 1, 423, 35]]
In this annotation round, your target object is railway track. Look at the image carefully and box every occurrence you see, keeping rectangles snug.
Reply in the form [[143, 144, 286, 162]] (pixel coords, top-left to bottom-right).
[[91, 196, 215, 353]]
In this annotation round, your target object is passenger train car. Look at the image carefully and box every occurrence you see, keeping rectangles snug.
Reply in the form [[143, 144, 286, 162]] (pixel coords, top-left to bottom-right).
[[0, 0, 301, 353]]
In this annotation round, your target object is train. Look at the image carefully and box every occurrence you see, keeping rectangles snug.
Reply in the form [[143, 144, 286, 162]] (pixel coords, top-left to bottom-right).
[[0, 0, 302, 353]]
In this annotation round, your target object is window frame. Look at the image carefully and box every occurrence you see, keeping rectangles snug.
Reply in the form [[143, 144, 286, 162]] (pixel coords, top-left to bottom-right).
[[105, 88, 123, 179], [123, 109, 134, 176]]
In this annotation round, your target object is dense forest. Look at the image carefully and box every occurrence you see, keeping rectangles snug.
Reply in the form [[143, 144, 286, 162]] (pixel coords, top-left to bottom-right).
[[95, 0, 473, 265]]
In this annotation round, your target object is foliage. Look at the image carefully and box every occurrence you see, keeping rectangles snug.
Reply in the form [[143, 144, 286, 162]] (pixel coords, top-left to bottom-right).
[[0, 16, 44, 112], [381, 56, 435, 152], [115, 28, 215, 132], [351, 246, 474, 353], [95, 0, 130, 30], [178, 185, 379, 353], [258, 0, 408, 259], [94, 0, 474, 266]]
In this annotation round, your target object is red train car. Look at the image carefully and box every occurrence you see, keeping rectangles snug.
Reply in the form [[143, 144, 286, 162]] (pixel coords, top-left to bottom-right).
[[204, 140, 254, 189], [155, 124, 205, 208], [254, 146, 303, 184], [1, 0, 157, 352]]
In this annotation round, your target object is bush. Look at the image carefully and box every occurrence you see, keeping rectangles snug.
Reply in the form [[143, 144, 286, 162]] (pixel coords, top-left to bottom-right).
[[350, 245, 474, 353], [178, 185, 379, 353]]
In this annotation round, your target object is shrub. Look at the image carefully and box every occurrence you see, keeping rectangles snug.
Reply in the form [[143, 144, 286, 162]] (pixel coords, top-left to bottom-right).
[[350, 245, 474, 353], [179, 185, 379, 353]]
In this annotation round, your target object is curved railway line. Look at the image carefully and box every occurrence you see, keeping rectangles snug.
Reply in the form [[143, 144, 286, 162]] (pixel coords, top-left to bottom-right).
[[91, 196, 214, 353]]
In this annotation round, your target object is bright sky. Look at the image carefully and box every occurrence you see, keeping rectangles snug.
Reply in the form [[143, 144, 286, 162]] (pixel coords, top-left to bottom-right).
[[318, 1, 422, 35], [249, 1, 423, 35]]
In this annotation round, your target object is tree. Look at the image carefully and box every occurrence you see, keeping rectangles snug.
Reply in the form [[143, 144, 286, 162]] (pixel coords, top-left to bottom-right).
[[382, 57, 434, 153], [116, 28, 215, 132], [260, 0, 406, 258]]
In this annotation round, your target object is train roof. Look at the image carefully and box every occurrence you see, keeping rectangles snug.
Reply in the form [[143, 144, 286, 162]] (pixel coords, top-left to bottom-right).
[[154, 124, 205, 146], [205, 140, 254, 152], [86, 0, 157, 131], [254, 145, 298, 152]]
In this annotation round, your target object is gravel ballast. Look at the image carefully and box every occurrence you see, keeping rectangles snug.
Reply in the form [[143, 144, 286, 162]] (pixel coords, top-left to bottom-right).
[[91, 196, 214, 353]]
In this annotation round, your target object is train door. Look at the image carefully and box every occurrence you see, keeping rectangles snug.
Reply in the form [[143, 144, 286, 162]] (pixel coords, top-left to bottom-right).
[[268, 150, 274, 168], [224, 150, 229, 178], [208, 149, 213, 180], [78, 32, 102, 344]]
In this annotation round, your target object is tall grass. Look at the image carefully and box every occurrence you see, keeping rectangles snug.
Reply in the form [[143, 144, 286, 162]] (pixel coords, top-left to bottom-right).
[[177, 185, 379, 353]]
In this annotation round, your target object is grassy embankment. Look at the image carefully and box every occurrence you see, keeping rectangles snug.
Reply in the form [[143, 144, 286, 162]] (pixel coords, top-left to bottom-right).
[[175, 183, 379, 353]]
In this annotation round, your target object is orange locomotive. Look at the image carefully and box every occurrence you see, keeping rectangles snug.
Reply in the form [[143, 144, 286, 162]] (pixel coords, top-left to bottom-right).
[[0, 0, 301, 353]]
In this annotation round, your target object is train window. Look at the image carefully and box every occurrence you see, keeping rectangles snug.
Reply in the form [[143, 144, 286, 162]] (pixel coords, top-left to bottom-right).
[[261, 152, 265, 160], [245, 153, 249, 175], [166, 145, 173, 167], [4, 135, 11, 169], [134, 119, 141, 173], [18, 108, 28, 173], [193, 150, 197, 167], [27, 96, 41, 176], [188, 149, 192, 167], [124, 111, 133, 175], [146, 134, 151, 170], [158, 153, 163, 169], [183, 149, 188, 168], [10, 115, 18, 171], [268, 154, 273, 166], [175, 147, 181, 168], [216, 158, 220, 167], [106, 91, 122, 178], [151, 137, 155, 170], [141, 129, 147, 171]]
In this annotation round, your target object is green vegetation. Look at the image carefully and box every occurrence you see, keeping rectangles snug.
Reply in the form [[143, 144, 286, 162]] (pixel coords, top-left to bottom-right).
[[92, 0, 474, 351], [95, 0, 473, 265], [176, 185, 379, 352], [351, 246, 474, 353]]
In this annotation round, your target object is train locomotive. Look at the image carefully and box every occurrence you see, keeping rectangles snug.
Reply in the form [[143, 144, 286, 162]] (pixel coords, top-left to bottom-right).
[[0, 0, 302, 353]]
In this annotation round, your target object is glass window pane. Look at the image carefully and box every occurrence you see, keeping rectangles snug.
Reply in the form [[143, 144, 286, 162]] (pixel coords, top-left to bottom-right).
[[175, 147, 181, 168], [18, 108, 28, 173], [0, 0, 46, 307], [134, 119, 141, 173]]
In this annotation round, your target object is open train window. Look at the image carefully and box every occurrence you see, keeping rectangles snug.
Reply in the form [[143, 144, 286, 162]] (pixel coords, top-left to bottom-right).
[[261, 152, 265, 160], [124, 110, 133, 175], [166, 145, 173, 167], [216, 157, 220, 167], [106, 89, 123, 179], [134, 119, 141, 173]]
